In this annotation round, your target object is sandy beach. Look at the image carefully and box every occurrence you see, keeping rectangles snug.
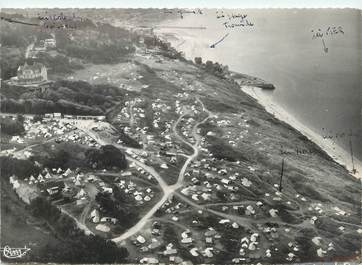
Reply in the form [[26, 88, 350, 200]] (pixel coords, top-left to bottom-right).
[[241, 85, 362, 179]]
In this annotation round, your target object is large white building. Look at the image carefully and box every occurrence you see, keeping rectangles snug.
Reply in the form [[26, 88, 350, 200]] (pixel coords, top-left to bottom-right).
[[12, 62, 48, 85]]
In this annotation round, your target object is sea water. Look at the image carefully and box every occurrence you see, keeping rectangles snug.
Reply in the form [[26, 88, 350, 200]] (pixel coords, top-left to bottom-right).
[[156, 9, 362, 160]]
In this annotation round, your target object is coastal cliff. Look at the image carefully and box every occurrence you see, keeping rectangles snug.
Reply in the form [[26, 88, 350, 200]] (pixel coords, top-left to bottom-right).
[[0, 10, 360, 264]]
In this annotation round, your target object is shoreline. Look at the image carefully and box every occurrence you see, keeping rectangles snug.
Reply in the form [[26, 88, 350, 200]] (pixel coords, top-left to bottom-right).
[[155, 27, 361, 179], [240, 85, 362, 179]]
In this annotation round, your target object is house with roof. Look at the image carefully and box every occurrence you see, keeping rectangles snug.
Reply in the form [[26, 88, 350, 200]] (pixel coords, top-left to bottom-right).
[[12, 62, 47, 85], [100, 217, 118, 224], [44, 38, 56, 48]]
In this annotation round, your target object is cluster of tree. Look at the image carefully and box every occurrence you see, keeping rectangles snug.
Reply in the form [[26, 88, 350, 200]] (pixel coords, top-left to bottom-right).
[[54, 22, 135, 64], [0, 47, 25, 80], [64, 43, 133, 64], [33, 143, 88, 170], [1, 78, 129, 116], [1, 96, 104, 116], [0, 116, 25, 135], [95, 188, 138, 230], [194, 57, 230, 78], [28, 196, 129, 263], [0, 14, 36, 79], [115, 131, 142, 149], [143, 35, 184, 60], [52, 80, 122, 106], [0, 156, 40, 180], [41, 149, 70, 170], [85, 145, 127, 170], [35, 53, 84, 74], [0, 17, 34, 48]]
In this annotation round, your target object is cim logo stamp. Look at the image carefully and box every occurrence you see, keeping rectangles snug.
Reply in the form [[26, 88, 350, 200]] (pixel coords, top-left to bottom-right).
[[0, 245, 31, 259]]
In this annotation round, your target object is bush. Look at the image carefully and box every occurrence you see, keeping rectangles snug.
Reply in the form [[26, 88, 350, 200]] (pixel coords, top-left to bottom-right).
[[36, 53, 84, 74], [95, 190, 138, 230]]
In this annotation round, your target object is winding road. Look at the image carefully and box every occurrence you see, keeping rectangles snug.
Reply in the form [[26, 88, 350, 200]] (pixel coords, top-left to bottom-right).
[[72, 98, 244, 243], [112, 97, 211, 243]]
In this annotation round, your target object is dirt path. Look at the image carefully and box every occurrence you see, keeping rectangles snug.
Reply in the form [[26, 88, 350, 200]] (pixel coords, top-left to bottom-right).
[[174, 192, 256, 231], [69, 100, 212, 243], [112, 98, 211, 242], [60, 207, 94, 236], [79, 202, 93, 230], [152, 217, 192, 231], [25, 40, 35, 59]]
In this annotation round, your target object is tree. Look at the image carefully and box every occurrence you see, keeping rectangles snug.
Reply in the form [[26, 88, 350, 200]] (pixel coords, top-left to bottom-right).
[[29, 197, 61, 222], [194, 57, 202, 65], [0, 157, 40, 180], [16, 114, 25, 123], [0, 118, 25, 135], [33, 114, 43, 123], [205, 60, 214, 71], [44, 149, 70, 169], [28, 195, 129, 263], [95, 191, 138, 228], [85, 145, 127, 170], [216, 190, 228, 202]]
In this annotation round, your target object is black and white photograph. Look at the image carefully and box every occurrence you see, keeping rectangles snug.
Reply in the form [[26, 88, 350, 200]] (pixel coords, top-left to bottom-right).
[[0, 1, 361, 264]]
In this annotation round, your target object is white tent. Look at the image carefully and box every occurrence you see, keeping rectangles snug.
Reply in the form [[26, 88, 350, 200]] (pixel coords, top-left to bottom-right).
[[160, 163, 168, 169], [37, 173, 44, 180], [64, 168, 72, 176], [76, 188, 87, 199]]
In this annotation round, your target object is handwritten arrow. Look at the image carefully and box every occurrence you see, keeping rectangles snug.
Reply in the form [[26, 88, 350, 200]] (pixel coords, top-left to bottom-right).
[[322, 38, 328, 53], [210, 33, 229, 48], [177, 39, 186, 47], [279, 158, 285, 192], [349, 129, 357, 174]]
